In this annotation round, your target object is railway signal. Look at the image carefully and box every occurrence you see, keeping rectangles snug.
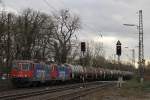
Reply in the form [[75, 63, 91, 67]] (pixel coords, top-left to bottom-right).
[[116, 40, 122, 56], [81, 42, 86, 52], [116, 40, 122, 64]]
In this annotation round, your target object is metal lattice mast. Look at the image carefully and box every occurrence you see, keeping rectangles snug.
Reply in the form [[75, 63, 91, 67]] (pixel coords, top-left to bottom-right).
[[138, 10, 145, 82], [132, 49, 135, 67]]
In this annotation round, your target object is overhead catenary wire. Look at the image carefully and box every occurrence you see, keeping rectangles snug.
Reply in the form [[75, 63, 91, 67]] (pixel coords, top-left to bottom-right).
[[42, 0, 58, 13], [42, 0, 102, 36]]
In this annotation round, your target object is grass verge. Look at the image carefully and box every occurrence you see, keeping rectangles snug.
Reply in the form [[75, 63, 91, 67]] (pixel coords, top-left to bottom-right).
[[119, 77, 150, 98]]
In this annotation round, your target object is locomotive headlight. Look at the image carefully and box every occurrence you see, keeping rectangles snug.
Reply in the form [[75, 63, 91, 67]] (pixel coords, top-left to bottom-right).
[[25, 75, 27, 77]]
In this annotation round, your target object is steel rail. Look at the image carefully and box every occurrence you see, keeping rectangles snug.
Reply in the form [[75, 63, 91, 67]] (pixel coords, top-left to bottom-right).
[[0, 81, 106, 100], [46, 82, 114, 100]]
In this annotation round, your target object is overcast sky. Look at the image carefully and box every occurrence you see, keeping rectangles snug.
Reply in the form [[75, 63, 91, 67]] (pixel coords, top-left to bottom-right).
[[1, 0, 150, 64]]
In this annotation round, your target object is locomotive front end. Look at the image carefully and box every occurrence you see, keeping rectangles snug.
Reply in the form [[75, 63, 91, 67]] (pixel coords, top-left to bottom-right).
[[10, 60, 33, 87]]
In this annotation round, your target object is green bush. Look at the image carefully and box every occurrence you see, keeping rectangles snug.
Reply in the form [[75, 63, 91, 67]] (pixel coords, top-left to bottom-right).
[[0, 66, 11, 73]]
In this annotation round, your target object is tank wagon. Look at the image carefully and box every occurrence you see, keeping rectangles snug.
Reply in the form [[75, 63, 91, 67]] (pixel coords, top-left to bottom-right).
[[10, 60, 133, 87]]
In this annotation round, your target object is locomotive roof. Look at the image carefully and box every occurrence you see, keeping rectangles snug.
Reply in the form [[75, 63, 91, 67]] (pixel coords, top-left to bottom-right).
[[13, 60, 34, 63]]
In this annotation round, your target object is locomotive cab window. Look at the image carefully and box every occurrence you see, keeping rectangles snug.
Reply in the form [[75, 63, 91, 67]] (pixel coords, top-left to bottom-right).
[[22, 63, 30, 71], [12, 63, 19, 70]]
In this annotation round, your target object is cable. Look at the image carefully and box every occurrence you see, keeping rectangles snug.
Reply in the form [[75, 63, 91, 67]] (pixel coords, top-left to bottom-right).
[[42, 0, 58, 12], [82, 22, 102, 33]]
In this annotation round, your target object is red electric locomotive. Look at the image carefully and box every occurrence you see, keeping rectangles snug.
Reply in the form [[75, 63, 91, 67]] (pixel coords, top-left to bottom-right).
[[11, 60, 34, 87]]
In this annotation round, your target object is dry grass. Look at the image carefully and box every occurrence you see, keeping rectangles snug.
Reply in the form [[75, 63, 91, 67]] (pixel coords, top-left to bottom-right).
[[119, 79, 144, 97], [81, 78, 150, 100]]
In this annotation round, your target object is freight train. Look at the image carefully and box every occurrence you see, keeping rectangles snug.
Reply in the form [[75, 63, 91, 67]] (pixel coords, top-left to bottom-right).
[[10, 60, 133, 87]]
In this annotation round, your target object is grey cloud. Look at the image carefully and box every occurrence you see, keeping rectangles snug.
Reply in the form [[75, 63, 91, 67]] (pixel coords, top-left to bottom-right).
[[2, 0, 150, 60]]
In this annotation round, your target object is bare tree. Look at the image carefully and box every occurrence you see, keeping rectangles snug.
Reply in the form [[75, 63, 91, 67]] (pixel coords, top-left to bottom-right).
[[51, 9, 80, 63], [66, 37, 80, 64], [0, 11, 16, 72], [13, 8, 54, 60], [0, 8, 80, 72], [0, 11, 7, 66]]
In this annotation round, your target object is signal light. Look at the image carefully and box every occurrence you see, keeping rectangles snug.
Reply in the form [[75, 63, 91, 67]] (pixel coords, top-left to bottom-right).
[[81, 42, 86, 52], [116, 46, 121, 55], [116, 40, 121, 56]]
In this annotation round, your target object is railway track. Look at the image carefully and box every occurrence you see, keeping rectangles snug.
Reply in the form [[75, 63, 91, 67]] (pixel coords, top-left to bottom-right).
[[0, 81, 115, 100], [45, 82, 114, 100]]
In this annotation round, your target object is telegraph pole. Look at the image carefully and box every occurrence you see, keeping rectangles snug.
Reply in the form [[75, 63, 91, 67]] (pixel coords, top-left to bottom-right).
[[138, 10, 145, 83], [6, 13, 11, 67], [81, 42, 86, 66]]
